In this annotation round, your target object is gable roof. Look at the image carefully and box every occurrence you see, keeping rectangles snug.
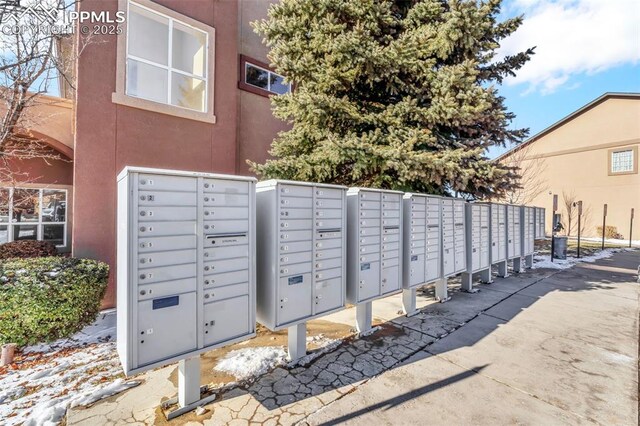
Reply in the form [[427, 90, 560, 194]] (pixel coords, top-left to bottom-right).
[[495, 92, 640, 162]]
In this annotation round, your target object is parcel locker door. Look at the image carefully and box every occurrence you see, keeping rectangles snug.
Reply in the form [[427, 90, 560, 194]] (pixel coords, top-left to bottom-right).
[[381, 265, 400, 294], [358, 261, 380, 301], [409, 253, 425, 286], [314, 277, 342, 314], [278, 273, 313, 326], [442, 246, 455, 276], [137, 292, 197, 366], [203, 296, 250, 347]]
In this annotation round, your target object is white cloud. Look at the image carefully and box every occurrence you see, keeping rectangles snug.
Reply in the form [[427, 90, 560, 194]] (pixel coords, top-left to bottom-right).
[[498, 0, 640, 94]]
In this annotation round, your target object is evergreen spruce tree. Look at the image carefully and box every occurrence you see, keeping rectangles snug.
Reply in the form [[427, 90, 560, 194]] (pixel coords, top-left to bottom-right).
[[250, 0, 533, 197]]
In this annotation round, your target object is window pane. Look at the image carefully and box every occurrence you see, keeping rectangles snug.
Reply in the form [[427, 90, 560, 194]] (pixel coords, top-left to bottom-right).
[[171, 72, 205, 111], [270, 73, 290, 94], [172, 22, 206, 77], [128, 3, 169, 65], [0, 189, 8, 223], [612, 150, 633, 173], [13, 224, 37, 241], [42, 190, 66, 223], [43, 224, 64, 246], [12, 189, 39, 223], [0, 225, 7, 244], [127, 59, 168, 104], [245, 63, 268, 90]]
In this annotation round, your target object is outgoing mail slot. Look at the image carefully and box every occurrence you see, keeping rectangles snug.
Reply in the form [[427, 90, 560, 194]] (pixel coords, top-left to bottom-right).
[[314, 277, 342, 314], [203, 295, 250, 347], [280, 219, 313, 231], [280, 230, 313, 242], [138, 263, 196, 285], [204, 219, 249, 234], [203, 282, 249, 304], [138, 278, 197, 301], [139, 206, 197, 222], [204, 207, 249, 220], [138, 191, 197, 206], [383, 227, 400, 235], [315, 247, 342, 259], [317, 230, 342, 239], [203, 193, 249, 207], [138, 174, 196, 192], [203, 179, 249, 194], [281, 240, 313, 253], [316, 198, 342, 209], [204, 257, 248, 275], [280, 197, 313, 208], [279, 185, 312, 198], [137, 292, 197, 366], [315, 188, 342, 199], [204, 244, 249, 261], [138, 221, 196, 238], [315, 257, 342, 271], [316, 209, 343, 219], [138, 235, 197, 252], [316, 219, 342, 229], [279, 262, 312, 277], [280, 208, 312, 219], [204, 269, 249, 287], [139, 249, 196, 269], [315, 267, 341, 281], [280, 251, 313, 265], [314, 238, 341, 250]]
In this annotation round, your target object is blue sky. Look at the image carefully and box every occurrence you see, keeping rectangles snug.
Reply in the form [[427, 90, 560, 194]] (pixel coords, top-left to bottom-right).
[[488, 0, 640, 158]]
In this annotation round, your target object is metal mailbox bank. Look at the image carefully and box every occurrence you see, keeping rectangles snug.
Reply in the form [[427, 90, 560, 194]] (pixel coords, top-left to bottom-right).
[[487, 203, 509, 277], [117, 167, 256, 417], [521, 206, 536, 267], [347, 188, 403, 332], [438, 198, 467, 301], [461, 203, 491, 292], [401, 193, 443, 315], [506, 204, 523, 273], [255, 180, 347, 359], [535, 207, 546, 239]]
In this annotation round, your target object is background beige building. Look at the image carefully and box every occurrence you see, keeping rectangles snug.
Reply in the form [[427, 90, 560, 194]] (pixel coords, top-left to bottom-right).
[[497, 92, 640, 241]]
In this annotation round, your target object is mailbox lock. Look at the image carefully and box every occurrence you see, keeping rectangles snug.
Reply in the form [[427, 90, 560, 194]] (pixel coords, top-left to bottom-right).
[[205, 211, 210, 216], [204, 294, 210, 299], [204, 253, 209, 257], [140, 226, 146, 232], [204, 183, 210, 188], [204, 197, 209, 202], [140, 195, 146, 201], [140, 258, 146, 264], [140, 290, 146, 295], [140, 179, 146, 185], [140, 211, 147, 216], [139, 274, 146, 280], [205, 225, 210, 229], [204, 266, 210, 271], [205, 280, 210, 285]]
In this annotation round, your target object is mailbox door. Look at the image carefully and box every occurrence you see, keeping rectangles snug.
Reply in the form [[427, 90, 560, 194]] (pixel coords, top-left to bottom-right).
[[381, 265, 400, 294], [137, 292, 197, 366], [203, 296, 250, 347], [314, 277, 342, 314], [278, 273, 313, 326], [358, 261, 380, 301], [409, 253, 425, 286]]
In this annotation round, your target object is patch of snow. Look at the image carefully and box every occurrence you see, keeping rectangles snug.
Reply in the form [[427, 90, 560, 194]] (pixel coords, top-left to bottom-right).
[[532, 248, 620, 270], [573, 236, 640, 247], [214, 346, 287, 380]]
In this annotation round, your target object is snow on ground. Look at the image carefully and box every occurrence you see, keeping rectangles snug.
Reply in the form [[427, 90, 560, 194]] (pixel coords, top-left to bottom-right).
[[214, 346, 288, 380], [0, 310, 137, 426], [574, 237, 640, 247], [532, 248, 621, 270]]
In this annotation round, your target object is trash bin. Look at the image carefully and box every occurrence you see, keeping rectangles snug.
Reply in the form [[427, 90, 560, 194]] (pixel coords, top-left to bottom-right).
[[553, 236, 568, 260]]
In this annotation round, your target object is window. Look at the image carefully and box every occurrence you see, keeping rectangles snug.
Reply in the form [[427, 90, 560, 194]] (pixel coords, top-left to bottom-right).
[[609, 147, 637, 175], [113, 0, 216, 123], [0, 188, 67, 247], [239, 55, 291, 97]]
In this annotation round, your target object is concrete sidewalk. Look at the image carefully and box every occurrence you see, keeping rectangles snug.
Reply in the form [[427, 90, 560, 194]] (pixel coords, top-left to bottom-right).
[[67, 251, 639, 425], [308, 251, 640, 425]]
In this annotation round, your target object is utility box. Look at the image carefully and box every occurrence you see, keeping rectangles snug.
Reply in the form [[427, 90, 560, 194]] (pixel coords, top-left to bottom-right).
[[461, 203, 490, 291], [402, 193, 442, 289], [521, 206, 536, 267], [441, 198, 467, 278], [255, 180, 347, 330], [534, 207, 546, 239], [117, 167, 256, 376], [346, 188, 403, 305]]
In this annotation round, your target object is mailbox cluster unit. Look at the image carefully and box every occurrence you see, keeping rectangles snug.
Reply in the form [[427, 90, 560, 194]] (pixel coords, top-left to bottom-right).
[[461, 203, 491, 291], [255, 180, 347, 331], [521, 206, 536, 267], [117, 167, 256, 375], [534, 207, 546, 239]]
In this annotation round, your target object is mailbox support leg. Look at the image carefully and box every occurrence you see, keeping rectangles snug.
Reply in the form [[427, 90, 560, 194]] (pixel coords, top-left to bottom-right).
[[497, 260, 508, 278], [287, 323, 307, 361], [460, 272, 477, 293], [524, 254, 533, 269], [163, 356, 217, 420], [480, 268, 493, 284], [402, 288, 418, 316], [435, 278, 450, 302], [356, 302, 373, 333], [513, 257, 523, 273]]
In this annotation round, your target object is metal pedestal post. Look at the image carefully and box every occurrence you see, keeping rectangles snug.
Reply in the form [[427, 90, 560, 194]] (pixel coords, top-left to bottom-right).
[[435, 278, 450, 302], [164, 356, 217, 420], [497, 260, 508, 278], [460, 272, 477, 293], [513, 257, 523, 273], [355, 301, 373, 333], [402, 288, 418, 316], [287, 323, 307, 361], [480, 268, 493, 284], [524, 254, 533, 268]]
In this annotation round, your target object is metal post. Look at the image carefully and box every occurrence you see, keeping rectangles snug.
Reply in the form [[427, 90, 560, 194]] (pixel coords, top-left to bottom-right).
[[402, 288, 419, 316], [178, 357, 201, 408], [551, 194, 558, 262], [576, 201, 582, 258], [355, 301, 372, 333], [630, 208, 635, 248], [602, 204, 608, 250], [435, 277, 449, 302], [287, 323, 307, 361]]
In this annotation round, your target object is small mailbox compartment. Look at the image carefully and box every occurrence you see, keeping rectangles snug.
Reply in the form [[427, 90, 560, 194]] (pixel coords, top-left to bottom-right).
[[138, 174, 196, 192], [282, 208, 313, 219], [280, 219, 313, 231], [138, 190, 197, 206], [139, 249, 196, 269], [137, 292, 197, 366], [204, 269, 249, 287], [280, 197, 313, 208], [137, 221, 196, 238], [204, 219, 249, 234], [316, 198, 341, 209], [203, 179, 249, 194], [315, 257, 342, 271], [203, 295, 250, 346], [204, 207, 249, 220], [204, 244, 249, 261], [203, 193, 249, 207], [139, 206, 197, 222]]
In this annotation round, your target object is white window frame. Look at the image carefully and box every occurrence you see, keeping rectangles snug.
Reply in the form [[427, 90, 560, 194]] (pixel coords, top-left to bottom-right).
[[0, 187, 68, 248], [112, 0, 216, 124], [610, 149, 634, 174], [244, 62, 291, 95]]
